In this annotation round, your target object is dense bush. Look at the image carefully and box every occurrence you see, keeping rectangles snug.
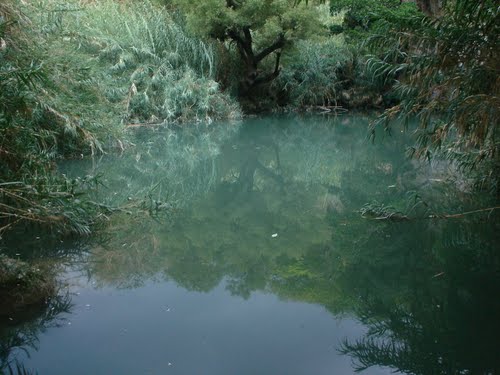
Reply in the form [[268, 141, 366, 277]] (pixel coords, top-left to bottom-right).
[[272, 37, 394, 110], [366, 0, 500, 194], [0, 0, 240, 239], [71, 0, 240, 124], [273, 38, 354, 108], [0, 2, 102, 237]]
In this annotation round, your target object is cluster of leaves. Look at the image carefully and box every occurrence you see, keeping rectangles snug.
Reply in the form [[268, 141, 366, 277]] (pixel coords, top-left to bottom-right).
[[367, 0, 500, 194], [0, 2, 107, 238], [266, 1, 420, 110], [330, 0, 421, 36], [175, 0, 323, 47], [0, 176, 107, 238]]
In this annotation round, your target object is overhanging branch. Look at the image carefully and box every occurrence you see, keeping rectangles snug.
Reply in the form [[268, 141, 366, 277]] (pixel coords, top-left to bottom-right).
[[255, 34, 285, 63], [254, 52, 281, 85]]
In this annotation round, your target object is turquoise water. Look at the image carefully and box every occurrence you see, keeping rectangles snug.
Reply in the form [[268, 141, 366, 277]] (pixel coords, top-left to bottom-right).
[[1, 115, 499, 375]]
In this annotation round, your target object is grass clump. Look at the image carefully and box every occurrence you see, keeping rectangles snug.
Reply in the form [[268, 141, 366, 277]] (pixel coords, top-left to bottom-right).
[[59, 0, 241, 125], [274, 38, 355, 109], [0, 1, 103, 238]]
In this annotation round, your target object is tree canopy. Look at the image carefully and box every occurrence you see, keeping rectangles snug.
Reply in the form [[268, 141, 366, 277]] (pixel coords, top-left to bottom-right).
[[173, 0, 324, 96]]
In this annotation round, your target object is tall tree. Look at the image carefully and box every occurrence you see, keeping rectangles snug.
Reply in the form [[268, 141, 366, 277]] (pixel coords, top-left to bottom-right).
[[173, 0, 324, 97]]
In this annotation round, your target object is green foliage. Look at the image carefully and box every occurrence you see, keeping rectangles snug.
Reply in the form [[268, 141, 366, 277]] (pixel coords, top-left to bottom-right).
[[70, 0, 240, 124], [0, 0, 241, 239], [172, 0, 325, 100], [367, 0, 500, 193], [0, 177, 106, 238], [323, 0, 422, 108], [0, 1, 104, 237], [274, 38, 354, 107], [175, 0, 322, 45], [330, 0, 420, 33]]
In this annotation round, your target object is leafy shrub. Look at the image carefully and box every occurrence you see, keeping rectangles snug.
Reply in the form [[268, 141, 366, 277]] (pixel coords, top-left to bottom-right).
[[0, 1, 107, 237], [366, 0, 500, 194], [0, 0, 241, 238]]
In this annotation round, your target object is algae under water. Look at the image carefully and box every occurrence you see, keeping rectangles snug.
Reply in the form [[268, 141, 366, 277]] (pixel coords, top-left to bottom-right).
[[1, 115, 499, 375]]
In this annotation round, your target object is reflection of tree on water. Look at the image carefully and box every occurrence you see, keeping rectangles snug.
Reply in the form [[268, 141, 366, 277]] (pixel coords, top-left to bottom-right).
[[336, 218, 500, 375], [68, 115, 500, 375], [216, 129, 284, 202], [83, 116, 423, 292], [0, 293, 72, 373]]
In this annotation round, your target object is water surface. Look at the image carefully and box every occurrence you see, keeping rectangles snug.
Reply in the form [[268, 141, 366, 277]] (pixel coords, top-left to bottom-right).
[[1, 115, 499, 375]]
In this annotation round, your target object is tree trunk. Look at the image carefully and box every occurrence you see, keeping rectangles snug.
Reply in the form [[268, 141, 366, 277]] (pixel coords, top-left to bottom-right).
[[416, 0, 443, 17], [227, 27, 285, 97]]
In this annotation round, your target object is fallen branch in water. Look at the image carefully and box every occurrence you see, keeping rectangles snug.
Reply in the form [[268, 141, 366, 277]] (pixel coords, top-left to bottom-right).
[[428, 206, 500, 219], [313, 105, 348, 114], [361, 204, 500, 222]]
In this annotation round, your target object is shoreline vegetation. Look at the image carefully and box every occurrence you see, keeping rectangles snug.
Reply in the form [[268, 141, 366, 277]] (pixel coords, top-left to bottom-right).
[[0, 0, 498, 314]]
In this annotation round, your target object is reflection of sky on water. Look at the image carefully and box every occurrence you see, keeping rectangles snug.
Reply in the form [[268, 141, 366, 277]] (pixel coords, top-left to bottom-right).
[[24, 277, 391, 375]]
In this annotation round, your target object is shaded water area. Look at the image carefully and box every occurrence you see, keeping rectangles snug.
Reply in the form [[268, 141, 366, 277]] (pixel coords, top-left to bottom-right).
[[1, 115, 499, 374]]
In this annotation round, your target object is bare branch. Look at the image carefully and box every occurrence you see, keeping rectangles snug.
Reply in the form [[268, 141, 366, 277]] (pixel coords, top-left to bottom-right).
[[255, 34, 285, 62]]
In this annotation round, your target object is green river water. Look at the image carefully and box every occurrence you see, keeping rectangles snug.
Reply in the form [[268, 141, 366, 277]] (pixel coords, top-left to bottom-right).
[[1, 115, 499, 375]]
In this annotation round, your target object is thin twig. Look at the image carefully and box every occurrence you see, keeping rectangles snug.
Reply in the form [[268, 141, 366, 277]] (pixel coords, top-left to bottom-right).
[[430, 206, 500, 219]]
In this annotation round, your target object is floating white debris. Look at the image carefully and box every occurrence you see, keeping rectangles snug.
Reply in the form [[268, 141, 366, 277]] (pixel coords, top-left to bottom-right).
[[271, 233, 278, 238], [168, 363, 172, 366]]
